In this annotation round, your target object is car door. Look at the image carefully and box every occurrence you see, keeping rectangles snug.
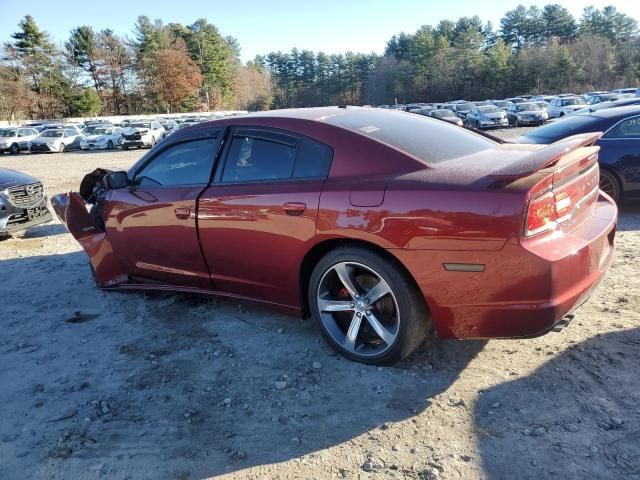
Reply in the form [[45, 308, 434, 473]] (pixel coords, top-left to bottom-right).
[[16, 129, 30, 149], [198, 127, 333, 307], [598, 115, 640, 193], [102, 129, 221, 288]]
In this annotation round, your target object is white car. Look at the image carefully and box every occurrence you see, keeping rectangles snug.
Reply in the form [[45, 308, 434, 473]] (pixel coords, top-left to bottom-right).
[[29, 128, 84, 153], [0, 127, 40, 154], [121, 121, 165, 149], [80, 126, 123, 150], [546, 97, 587, 118]]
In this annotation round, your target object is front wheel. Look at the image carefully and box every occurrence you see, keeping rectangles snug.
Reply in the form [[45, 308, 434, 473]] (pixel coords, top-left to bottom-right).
[[58, 143, 65, 153], [600, 169, 621, 203], [308, 247, 431, 365], [9, 143, 19, 155]]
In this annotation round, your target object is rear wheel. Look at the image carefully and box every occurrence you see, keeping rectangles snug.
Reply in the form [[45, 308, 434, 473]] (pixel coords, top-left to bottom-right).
[[9, 143, 19, 155], [600, 169, 621, 203], [308, 247, 430, 365]]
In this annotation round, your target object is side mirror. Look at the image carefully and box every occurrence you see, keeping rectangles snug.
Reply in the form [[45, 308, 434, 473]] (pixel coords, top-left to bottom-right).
[[105, 171, 129, 189]]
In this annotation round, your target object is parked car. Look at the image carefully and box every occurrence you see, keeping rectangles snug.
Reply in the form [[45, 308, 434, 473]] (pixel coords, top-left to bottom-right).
[[464, 105, 508, 129], [505, 97, 526, 104], [0, 167, 52, 237], [52, 106, 616, 365], [158, 119, 179, 136], [531, 95, 557, 103], [586, 93, 621, 105], [121, 121, 165, 149], [517, 105, 640, 203], [506, 102, 546, 126], [547, 97, 587, 118], [582, 91, 610, 102], [80, 126, 123, 151], [428, 108, 463, 126], [612, 88, 637, 95], [491, 100, 514, 111], [532, 101, 551, 120], [571, 97, 640, 116], [29, 128, 84, 153], [82, 123, 114, 136], [0, 127, 40, 154], [451, 103, 473, 119]]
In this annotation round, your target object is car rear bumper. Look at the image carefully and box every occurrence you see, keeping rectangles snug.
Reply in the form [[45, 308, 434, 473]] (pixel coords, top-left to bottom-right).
[[391, 193, 617, 339]]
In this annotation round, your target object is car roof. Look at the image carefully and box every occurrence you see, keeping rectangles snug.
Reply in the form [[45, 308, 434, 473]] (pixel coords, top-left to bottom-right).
[[587, 105, 640, 119]]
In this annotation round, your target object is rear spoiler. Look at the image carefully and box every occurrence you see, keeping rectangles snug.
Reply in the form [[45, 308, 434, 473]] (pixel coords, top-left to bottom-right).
[[489, 132, 602, 180]]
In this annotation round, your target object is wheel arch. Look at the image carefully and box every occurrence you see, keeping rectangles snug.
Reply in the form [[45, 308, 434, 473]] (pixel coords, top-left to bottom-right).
[[298, 237, 427, 318]]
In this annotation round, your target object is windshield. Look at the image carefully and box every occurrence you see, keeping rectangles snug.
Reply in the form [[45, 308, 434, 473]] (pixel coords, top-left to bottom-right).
[[131, 122, 151, 128], [565, 98, 586, 106], [93, 128, 112, 135], [493, 101, 511, 108], [535, 102, 548, 108], [325, 109, 495, 164], [431, 109, 455, 118], [40, 130, 63, 138], [478, 106, 500, 114], [0, 129, 17, 137], [517, 103, 541, 111]]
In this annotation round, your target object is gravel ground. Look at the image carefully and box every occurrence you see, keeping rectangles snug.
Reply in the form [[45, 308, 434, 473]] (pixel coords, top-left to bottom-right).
[[1, 128, 639, 480]]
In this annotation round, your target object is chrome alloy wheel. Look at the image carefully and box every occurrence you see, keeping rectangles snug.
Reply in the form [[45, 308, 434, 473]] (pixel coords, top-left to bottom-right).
[[316, 261, 400, 357]]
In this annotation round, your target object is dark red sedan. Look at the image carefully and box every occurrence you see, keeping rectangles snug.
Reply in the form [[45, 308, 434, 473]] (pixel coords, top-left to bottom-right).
[[53, 107, 617, 365]]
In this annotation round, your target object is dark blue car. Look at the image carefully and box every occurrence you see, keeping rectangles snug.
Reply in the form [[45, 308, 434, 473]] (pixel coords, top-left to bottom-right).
[[517, 105, 640, 203]]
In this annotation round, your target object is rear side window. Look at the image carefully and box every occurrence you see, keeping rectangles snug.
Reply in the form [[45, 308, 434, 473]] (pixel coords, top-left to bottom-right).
[[293, 137, 333, 178], [223, 136, 296, 182], [135, 138, 217, 187], [324, 108, 495, 164], [604, 115, 640, 139]]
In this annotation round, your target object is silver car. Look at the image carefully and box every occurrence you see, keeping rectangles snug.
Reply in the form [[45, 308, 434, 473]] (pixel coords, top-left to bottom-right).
[[80, 126, 123, 150], [547, 97, 587, 118], [0, 127, 40, 154], [464, 105, 509, 129], [506, 102, 546, 126], [29, 128, 84, 153], [0, 167, 52, 237]]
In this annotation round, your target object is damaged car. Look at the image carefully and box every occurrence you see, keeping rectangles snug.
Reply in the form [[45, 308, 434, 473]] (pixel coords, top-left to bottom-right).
[[0, 167, 52, 237], [53, 107, 616, 365]]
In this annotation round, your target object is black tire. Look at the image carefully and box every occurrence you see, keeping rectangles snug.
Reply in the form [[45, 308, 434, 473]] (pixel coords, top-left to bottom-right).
[[150, 136, 156, 147], [59, 143, 65, 153], [559, 112, 565, 117], [107, 140, 114, 150], [514, 118, 520, 128], [475, 120, 481, 129], [308, 246, 431, 365], [9, 143, 19, 155], [599, 168, 621, 204]]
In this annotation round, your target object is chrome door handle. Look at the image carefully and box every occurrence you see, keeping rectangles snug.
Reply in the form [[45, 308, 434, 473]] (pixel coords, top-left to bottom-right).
[[174, 207, 191, 219]]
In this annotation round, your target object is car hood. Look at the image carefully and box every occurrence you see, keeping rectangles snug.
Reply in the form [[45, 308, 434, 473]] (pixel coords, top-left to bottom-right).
[[32, 136, 62, 144], [84, 134, 109, 142], [124, 127, 150, 135], [0, 167, 41, 190]]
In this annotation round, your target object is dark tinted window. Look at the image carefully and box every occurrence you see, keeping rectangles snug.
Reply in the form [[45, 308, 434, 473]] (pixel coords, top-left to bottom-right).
[[604, 115, 640, 138], [135, 137, 217, 186], [325, 109, 495, 163], [222, 135, 296, 182], [293, 137, 333, 178]]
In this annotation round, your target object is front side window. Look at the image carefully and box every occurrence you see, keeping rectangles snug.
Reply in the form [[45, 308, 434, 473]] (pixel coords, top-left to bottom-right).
[[135, 137, 218, 187], [604, 116, 640, 139], [222, 135, 296, 183]]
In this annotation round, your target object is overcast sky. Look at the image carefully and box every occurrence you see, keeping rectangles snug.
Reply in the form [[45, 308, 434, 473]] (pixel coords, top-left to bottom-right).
[[2, 0, 639, 63]]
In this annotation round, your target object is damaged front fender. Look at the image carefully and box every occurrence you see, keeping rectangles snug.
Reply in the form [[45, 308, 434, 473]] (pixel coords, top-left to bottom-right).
[[52, 192, 128, 286]]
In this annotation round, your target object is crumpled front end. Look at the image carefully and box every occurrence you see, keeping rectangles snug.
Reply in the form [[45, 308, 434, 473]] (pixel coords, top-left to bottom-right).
[[52, 192, 128, 286]]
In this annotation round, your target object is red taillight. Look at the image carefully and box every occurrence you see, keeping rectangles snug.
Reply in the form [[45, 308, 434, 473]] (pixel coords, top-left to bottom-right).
[[524, 164, 599, 237], [526, 192, 557, 235]]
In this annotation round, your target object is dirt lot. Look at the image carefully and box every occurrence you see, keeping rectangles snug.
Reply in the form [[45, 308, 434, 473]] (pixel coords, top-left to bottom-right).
[[1, 127, 639, 480]]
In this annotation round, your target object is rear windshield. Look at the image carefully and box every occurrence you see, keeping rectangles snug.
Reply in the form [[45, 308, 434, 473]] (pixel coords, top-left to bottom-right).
[[324, 109, 495, 164], [523, 115, 597, 141]]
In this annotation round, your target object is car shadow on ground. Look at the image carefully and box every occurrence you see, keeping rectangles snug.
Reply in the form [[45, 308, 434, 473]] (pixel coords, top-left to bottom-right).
[[19, 223, 68, 239], [474, 327, 640, 479], [618, 200, 640, 232], [0, 250, 486, 479]]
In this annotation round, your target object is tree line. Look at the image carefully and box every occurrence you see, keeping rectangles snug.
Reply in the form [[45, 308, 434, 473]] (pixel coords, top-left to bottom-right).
[[1, 5, 639, 120]]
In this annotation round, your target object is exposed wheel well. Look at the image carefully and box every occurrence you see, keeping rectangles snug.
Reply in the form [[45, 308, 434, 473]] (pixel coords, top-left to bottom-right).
[[299, 238, 425, 317]]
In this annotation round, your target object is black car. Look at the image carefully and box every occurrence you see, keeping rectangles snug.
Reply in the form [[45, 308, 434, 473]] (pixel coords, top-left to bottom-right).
[[0, 168, 52, 237], [516, 105, 640, 203]]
